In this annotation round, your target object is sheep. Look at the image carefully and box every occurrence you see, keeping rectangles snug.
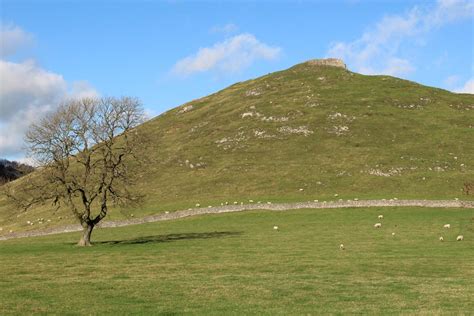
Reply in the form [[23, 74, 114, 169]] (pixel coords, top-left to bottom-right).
[[439, 236, 444, 242], [165, 211, 169, 214], [195, 203, 200, 207], [339, 244, 345, 250], [378, 215, 384, 219], [374, 223, 382, 228], [443, 224, 450, 229], [457, 235, 464, 241], [392, 232, 396, 236], [273, 226, 279, 230]]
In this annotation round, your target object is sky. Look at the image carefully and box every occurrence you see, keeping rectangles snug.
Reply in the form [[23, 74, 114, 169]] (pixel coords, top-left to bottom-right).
[[0, 0, 473, 162]]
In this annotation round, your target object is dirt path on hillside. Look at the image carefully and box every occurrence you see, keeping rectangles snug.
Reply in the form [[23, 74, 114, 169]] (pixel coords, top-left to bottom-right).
[[1, 199, 473, 241]]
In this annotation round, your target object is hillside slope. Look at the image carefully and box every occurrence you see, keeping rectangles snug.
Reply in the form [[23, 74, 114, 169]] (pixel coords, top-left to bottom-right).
[[1, 59, 473, 233]]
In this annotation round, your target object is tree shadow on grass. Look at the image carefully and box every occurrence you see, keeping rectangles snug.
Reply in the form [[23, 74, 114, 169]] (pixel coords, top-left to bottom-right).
[[92, 231, 243, 246]]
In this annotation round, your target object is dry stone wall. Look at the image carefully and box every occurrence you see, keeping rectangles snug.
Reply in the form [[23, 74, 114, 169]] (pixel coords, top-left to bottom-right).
[[1, 199, 473, 241]]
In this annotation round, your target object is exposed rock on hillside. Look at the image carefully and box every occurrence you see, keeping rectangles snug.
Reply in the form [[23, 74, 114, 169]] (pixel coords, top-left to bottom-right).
[[307, 58, 347, 69]]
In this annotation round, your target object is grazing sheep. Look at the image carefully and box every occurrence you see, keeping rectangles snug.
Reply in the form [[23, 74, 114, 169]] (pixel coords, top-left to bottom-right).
[[165, 211, 169, 214], [339, 244, 345, 250], [443, 224, 450, 229], [195, 203, 200, 207], [392, 232, 395, 236], [457, 235, 464, 241], [273, 226, 279, 230], [374, 223, 382, 228], [439, 236, 444, 241], [378, 215, 384, 219]]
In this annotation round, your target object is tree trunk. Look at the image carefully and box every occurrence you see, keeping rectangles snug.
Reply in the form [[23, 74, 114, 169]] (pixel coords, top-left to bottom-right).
[[77, 223, 94, 246]]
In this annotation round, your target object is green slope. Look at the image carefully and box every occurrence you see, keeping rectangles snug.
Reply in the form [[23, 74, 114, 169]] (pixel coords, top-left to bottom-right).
[[1, 59, 473, 233]]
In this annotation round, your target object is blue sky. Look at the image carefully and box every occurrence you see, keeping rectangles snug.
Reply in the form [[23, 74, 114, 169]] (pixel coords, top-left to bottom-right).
[[1, 0, 473, 161]]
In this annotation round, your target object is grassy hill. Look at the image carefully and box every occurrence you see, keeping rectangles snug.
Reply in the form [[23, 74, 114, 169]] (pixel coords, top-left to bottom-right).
[[1, 59, 473, 233]]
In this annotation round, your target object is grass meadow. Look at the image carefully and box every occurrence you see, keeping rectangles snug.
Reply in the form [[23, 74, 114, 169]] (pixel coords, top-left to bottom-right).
[[1, 206, 473, 314]]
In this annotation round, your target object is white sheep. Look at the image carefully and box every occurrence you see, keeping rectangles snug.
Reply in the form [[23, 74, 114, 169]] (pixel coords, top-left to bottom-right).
[[443, 224, 450, 229], [456, 235, 464, 241], [339, 244, 345, 250], [392, 232, 395, 236], [378, 215, 384, 219], [374, 223, 382, 228], [273, 226, 279, 230], [195, 203, 200, 207], [439, 236, 444, 241]]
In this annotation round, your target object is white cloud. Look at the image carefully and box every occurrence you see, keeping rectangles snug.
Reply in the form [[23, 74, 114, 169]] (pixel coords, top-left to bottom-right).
[[0, 24, 98, 159], [454, 78, 474, 94], [172, 33, 281, 76], [211, 23, 239, 35], [327, 0, 473, 76], [0, 23, 33, 57], [0, 60, 98, 158]]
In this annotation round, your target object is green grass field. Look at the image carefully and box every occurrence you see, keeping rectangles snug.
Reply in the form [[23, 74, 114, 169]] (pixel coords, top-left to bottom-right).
[[1, 207, 473, 314]]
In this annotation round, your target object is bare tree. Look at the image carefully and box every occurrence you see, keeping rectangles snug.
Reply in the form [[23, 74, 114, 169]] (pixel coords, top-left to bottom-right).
[[7, 97, 144, 246]]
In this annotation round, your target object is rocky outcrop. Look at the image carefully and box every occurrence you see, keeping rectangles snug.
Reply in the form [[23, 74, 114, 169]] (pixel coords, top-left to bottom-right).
[[307, 58, 347, 69]]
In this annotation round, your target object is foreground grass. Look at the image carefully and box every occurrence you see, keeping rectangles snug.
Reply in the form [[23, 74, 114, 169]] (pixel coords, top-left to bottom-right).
[[1, 207, 473, 314]]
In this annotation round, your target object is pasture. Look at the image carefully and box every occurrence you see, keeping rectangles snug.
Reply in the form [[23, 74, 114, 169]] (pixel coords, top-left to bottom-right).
[[1, 206, 473, 314]]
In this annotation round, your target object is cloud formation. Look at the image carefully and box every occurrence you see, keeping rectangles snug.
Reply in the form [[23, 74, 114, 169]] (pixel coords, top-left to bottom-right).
[[0, 60, 98, 157], [172, 33, 281, 76], [0, 23, 33, 57], [455, 78, 474, 94], [0, 24, 98, 159], [327, 0, 473, 76]]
